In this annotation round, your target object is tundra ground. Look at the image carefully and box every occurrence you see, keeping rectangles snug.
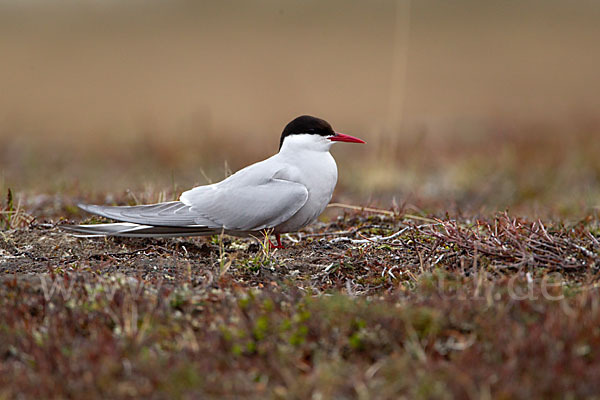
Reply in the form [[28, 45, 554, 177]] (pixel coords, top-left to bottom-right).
[[1, 204, 600, 398]]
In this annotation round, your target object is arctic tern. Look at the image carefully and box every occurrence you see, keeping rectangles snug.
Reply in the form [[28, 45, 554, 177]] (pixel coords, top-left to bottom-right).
[[64, 115, 365, 248]]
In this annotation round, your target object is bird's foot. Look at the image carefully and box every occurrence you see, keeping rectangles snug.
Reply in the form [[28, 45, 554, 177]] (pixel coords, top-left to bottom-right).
[[268, 234, 285, 250]]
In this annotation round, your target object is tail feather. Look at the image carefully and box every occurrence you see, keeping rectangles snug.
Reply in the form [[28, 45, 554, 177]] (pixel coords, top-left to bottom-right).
[[62, 223, 219, 238]]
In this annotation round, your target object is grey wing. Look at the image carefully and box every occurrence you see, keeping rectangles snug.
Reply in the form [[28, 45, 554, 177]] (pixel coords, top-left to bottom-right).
[[78, 179, 309, 231], [78, 201, 219, 227], [180, 178, 309, 231]]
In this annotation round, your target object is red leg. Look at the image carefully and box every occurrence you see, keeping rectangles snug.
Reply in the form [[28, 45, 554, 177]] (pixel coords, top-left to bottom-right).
[[269, 233, 285, 249]]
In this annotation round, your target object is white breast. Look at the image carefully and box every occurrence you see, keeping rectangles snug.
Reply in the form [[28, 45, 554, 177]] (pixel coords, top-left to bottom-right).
[[272, 135, 339, 233]]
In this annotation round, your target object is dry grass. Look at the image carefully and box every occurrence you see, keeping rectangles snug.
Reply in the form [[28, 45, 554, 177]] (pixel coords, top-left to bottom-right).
[[0, 189, 34, 230], [1, 208, 600, 398]]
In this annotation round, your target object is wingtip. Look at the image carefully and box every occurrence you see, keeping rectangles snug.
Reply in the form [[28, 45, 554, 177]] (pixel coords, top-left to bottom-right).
[[60, 224, 100, 237], [60, 224, 77, 232]]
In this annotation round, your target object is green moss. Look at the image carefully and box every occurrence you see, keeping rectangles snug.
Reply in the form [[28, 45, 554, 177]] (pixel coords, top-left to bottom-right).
[[253, 315, 269, 341]]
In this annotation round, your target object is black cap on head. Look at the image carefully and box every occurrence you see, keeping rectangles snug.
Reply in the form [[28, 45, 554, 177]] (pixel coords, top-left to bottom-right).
[[279, 115, 335, 149]]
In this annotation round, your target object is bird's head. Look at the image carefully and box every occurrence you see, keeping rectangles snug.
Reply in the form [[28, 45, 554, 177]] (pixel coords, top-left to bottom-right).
[[279, 115, 365, 152]]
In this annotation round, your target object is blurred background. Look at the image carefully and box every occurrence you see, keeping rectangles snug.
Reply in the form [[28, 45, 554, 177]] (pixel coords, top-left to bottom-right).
[[1, 0, 599, 217]]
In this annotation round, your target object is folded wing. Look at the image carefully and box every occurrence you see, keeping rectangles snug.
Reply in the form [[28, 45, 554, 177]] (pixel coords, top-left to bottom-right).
[[77, 178, 309, 232], [180, 178, 308, 231], [78, 201, 205, 227]]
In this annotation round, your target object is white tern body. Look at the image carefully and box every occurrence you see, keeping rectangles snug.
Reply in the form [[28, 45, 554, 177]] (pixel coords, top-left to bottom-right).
[[64, 116, 364, 241]]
